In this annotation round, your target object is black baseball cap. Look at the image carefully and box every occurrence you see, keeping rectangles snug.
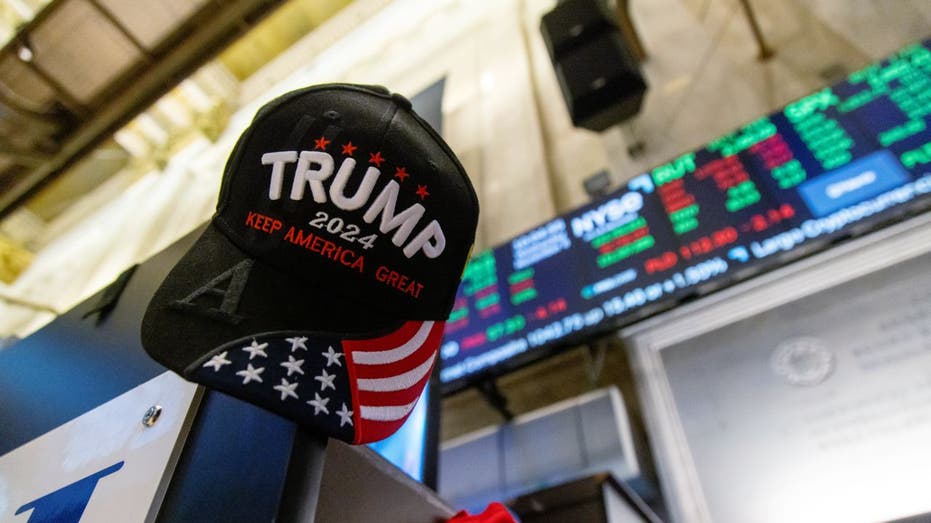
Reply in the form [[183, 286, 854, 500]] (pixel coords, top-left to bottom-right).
[[141, 84, 478, 443]]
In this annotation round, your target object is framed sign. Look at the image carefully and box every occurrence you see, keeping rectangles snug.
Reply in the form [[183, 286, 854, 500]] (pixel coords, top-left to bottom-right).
[[624, 213, 931, 523]]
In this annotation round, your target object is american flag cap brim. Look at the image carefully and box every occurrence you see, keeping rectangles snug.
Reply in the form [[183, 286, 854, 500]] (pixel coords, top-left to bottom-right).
[[185, 319, 444, 444]]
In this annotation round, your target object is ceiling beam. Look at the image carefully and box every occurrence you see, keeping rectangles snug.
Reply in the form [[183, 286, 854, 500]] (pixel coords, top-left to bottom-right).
[[0, 141, 47, 167], [0, 0, 287, 220]]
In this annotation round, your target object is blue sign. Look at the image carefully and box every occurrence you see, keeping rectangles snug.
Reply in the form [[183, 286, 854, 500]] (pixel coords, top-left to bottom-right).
[[798, 151, 910, 217], [15, 462, 123, 523]]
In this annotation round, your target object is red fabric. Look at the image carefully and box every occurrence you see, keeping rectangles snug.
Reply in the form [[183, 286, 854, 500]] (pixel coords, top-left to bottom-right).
[[343, 320, 443, 443], [447, 502, 516, 523]]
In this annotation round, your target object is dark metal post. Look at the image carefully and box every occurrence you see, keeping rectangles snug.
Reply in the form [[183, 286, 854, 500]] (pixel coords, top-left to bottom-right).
[[737, 0, 775, 60], [615, 0, 648, 62], [276, 431, 329, 522]]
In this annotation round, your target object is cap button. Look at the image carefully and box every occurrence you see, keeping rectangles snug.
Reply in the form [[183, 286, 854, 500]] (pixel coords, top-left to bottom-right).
[[391, 92, 413, 110]]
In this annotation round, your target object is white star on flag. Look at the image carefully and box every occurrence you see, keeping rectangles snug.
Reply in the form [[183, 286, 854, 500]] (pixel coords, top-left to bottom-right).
[[307, 393, 330, 415], [235, 364, 264, 384], [336, 403, 353, 427], [273, 378, 299, 401], [321, 345, 343, 367], [280, 355, 305, 376], [286, 336, 308, 352], [242, 339, 269, 360], [314, 368, 336, 391], [203, 351, 232, 371]]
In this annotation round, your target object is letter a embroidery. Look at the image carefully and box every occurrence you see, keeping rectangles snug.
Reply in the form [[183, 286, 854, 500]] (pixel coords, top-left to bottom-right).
[[169, 260, 254, 324]]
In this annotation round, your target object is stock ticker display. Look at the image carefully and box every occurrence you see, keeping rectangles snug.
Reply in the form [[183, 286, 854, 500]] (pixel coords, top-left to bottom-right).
[[439, 39, 931, 389]]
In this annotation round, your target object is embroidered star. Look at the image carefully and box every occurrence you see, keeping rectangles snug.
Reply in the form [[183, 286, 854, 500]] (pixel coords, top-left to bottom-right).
[[273, 378, 299, 401], [341, 141, 358, 156], [235, 364, 264, 384], [415, 184, 429, 200], [336, 403, 353, 427], [369, 151, 385, 167], [281, 355, 305, 376], [322, 346, 343, 367], [307, 393, 330, 415], [202, 351, 232, 371], [314, 136, 330, 150], [394, 166, 410, 182], [314, 368, 336, 391], [242, 339, 268, 360], [286, 336, 308, 352]]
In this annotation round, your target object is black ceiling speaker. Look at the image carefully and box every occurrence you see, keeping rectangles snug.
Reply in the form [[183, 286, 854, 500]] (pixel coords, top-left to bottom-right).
[[540, 0, 617, 59], [540, 0, 648, 132]]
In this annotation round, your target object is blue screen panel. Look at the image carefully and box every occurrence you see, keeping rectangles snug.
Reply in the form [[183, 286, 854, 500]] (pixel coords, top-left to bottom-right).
[[368, 384, 429, 482]]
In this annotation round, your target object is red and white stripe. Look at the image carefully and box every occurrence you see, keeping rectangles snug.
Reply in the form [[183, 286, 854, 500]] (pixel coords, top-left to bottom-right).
[[343, 320, 444, 443]]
